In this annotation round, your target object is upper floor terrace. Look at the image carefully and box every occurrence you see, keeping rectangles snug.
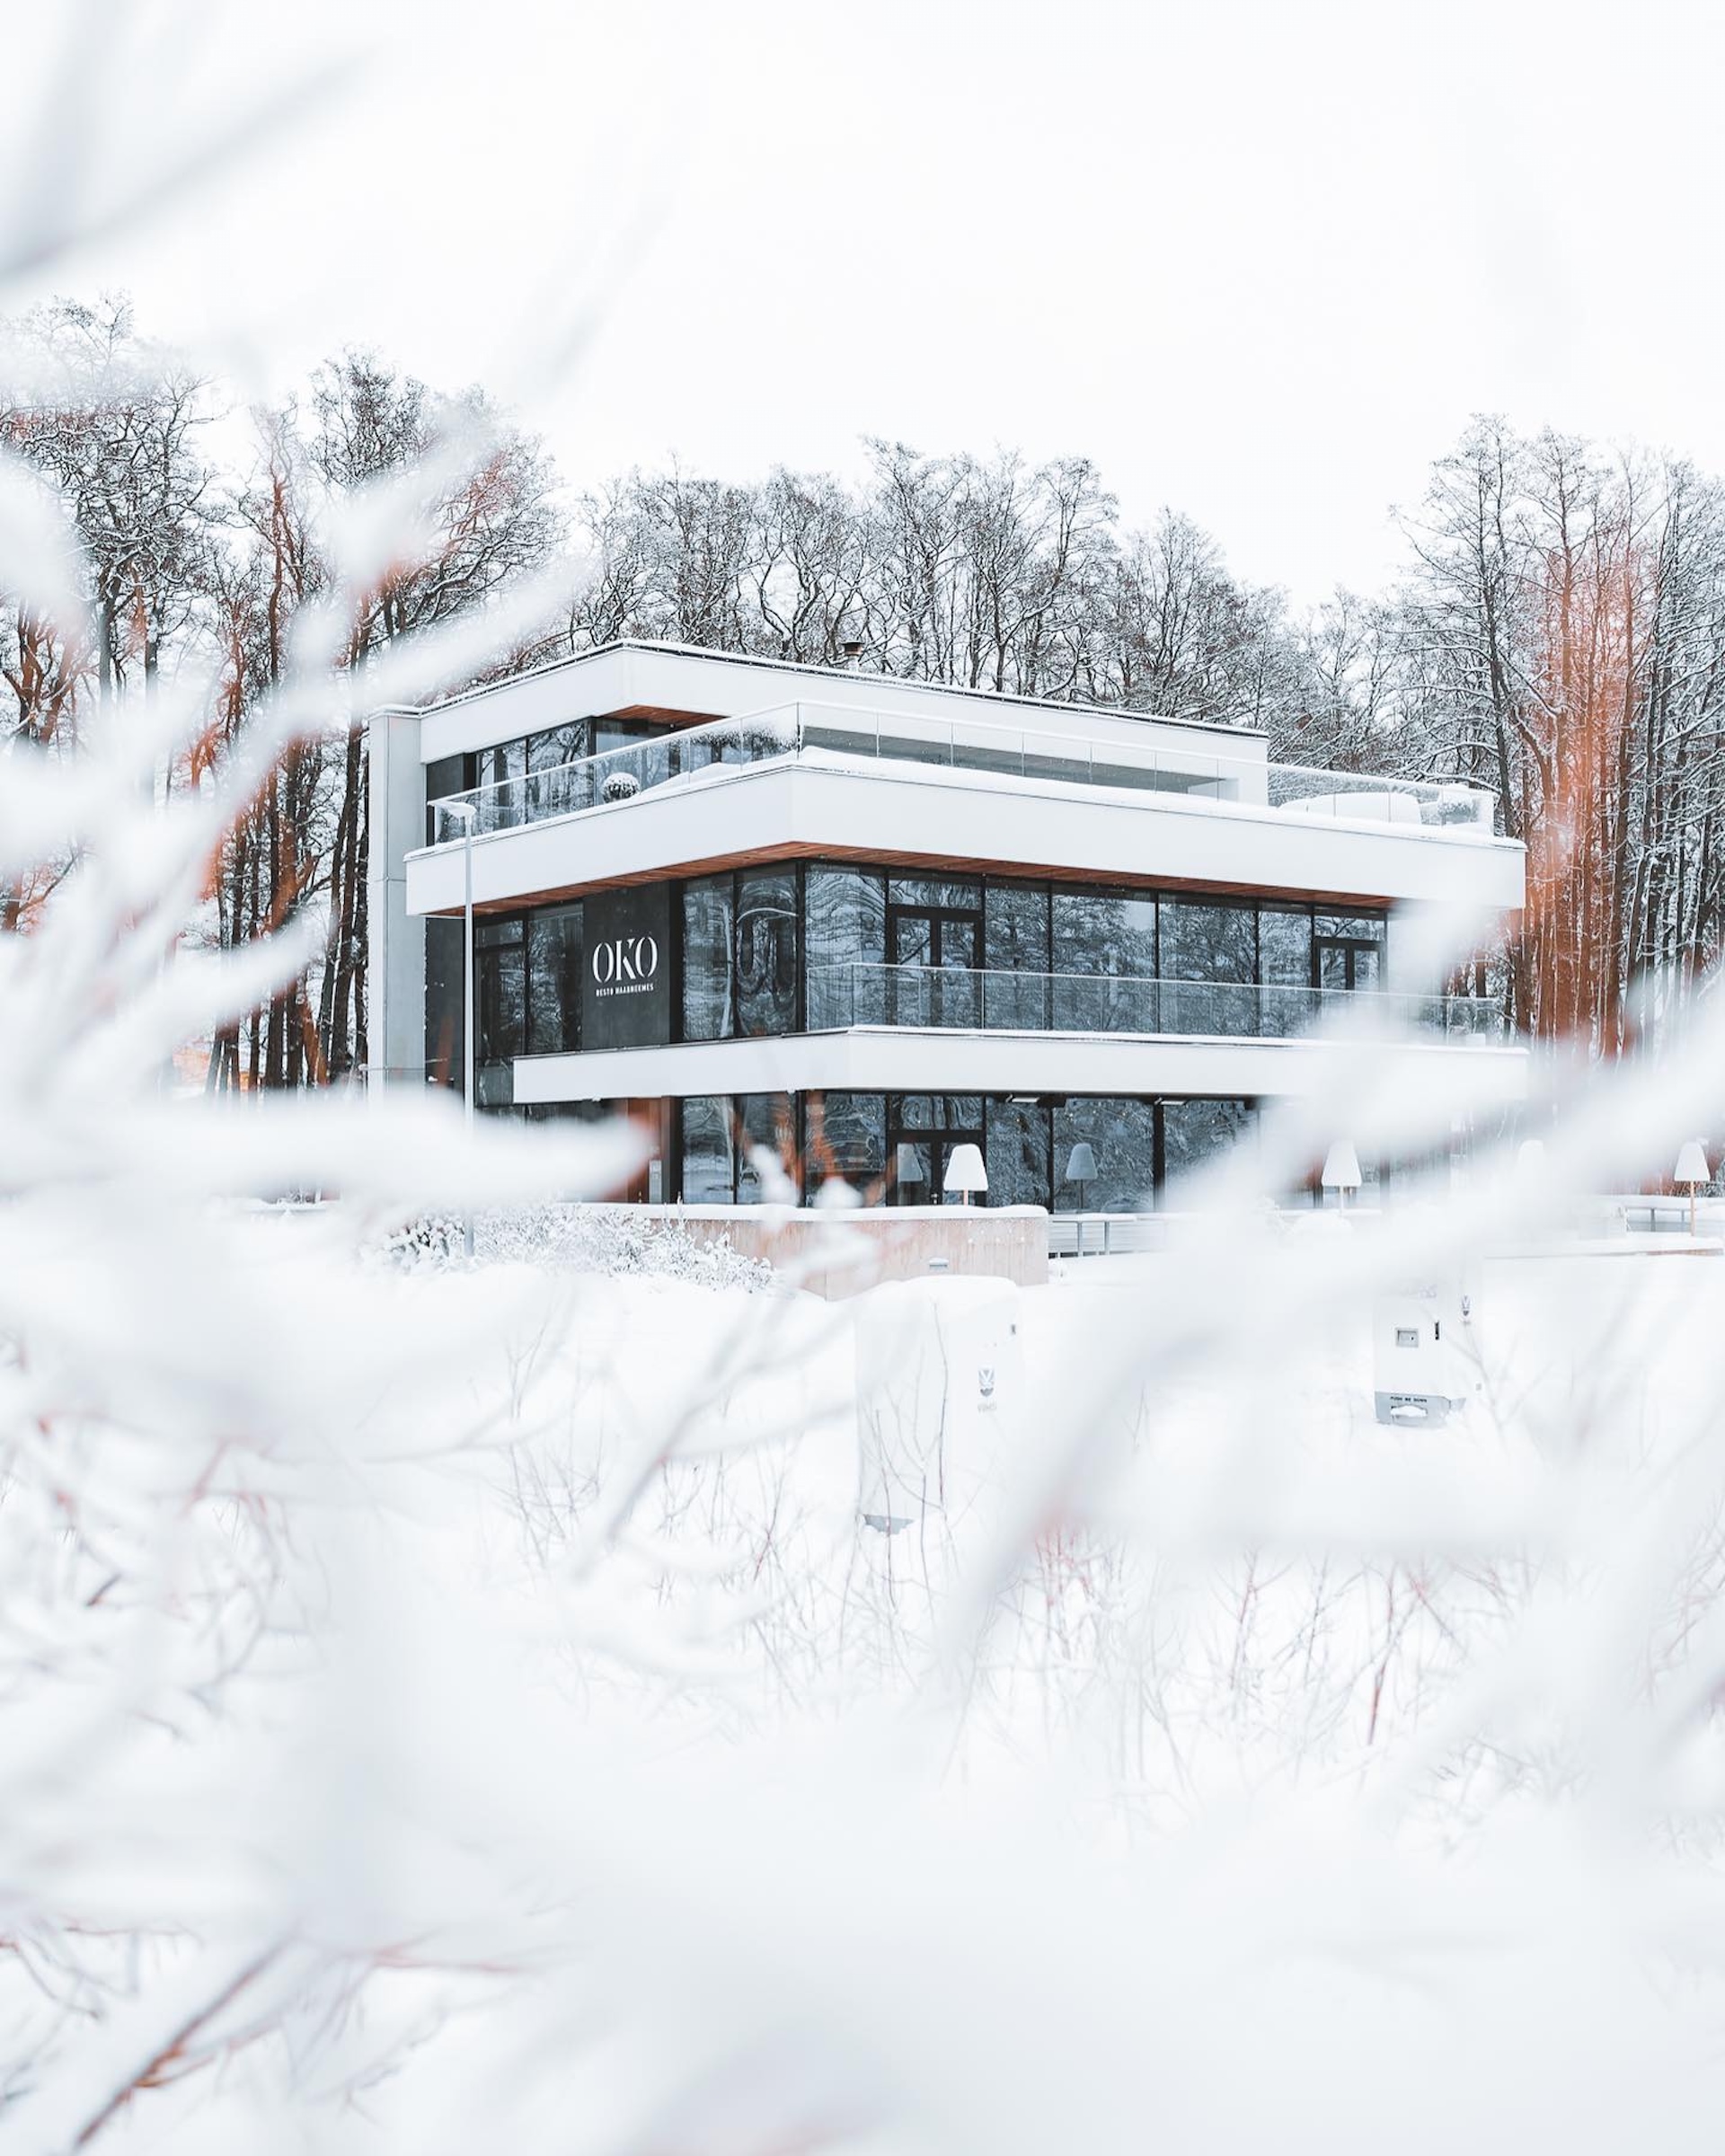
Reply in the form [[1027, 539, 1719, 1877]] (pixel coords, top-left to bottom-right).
[[423, 700, 1498, 846], [403, 700, 1521, 924]]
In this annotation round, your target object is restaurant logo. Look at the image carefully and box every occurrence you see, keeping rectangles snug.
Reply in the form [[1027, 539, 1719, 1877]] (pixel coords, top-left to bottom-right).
[[590, 933, 660, 996], [582, 884, 672, 1050]]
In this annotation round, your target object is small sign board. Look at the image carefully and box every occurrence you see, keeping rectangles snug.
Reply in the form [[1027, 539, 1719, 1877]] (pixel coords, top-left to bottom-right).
[[581, 882, 672, 1050]]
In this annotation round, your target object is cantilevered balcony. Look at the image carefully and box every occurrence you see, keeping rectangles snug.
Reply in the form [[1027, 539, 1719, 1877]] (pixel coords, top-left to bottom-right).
[[424, 700, 1499, 846]]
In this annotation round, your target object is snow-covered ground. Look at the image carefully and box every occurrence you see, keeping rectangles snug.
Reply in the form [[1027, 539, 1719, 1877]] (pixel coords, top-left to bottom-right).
[[285, 1234, 1725, 2152]]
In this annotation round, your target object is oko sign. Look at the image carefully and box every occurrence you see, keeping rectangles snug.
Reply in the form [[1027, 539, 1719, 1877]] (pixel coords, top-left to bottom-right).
[[582, 883, 672, 1050]]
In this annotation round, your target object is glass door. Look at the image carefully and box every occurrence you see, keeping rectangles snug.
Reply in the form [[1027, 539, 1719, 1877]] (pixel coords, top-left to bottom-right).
[[1316, 937, 1382, 999], [889, 905, 982, 1028]]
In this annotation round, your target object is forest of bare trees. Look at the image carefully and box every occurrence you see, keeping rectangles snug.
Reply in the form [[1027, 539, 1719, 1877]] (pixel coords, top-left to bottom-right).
[[6, 297, 1725, 1071]]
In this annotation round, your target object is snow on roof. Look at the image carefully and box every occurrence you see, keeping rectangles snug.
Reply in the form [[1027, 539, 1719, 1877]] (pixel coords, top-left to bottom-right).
[[411, 637, 1262, 745]]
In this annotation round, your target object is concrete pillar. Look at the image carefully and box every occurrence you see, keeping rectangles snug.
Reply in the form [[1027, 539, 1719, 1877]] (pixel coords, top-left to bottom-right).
[[366, 707, 427, 1096]]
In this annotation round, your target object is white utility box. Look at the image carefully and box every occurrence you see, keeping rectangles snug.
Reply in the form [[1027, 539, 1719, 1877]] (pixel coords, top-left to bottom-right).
[[1373, 1279, 1476, 1427]]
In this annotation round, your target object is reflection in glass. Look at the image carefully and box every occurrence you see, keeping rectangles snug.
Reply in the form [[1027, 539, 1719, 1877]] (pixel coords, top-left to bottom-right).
[[986, 1099, 1052, 1208], [1054, 1099, 1156, 1213], [888, 875, 981, 910], [424, 915, 464, 1087], [1052, 889, 1157, 1031], [682, 876, 734, 1040], [1162, 1099, 1252, 1191], [1160, 899, 1256, 1036], [1316, 911, 1386, 945], [681, 1095, 734, 1203], [1258, 904, 1313, 1037], [527, 904, 583, 1055], [526, 721, 586, 772], [475, 916, 526, 1067], [737, 870, 799, 1037], [985, 882, 1050, 1029], [807, 866, 886, 1027], [737, 1093, 797, 1200], [808, 1091, 886, 1191]]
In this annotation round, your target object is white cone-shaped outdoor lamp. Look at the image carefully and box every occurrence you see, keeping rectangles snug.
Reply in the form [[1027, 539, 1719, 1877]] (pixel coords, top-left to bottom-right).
[[1676, 1138, 1710, 1235], [1321, 1138, 1362, 1211], [1066, 1140, 1098, 1211], [944, 1142, 988, 1207]]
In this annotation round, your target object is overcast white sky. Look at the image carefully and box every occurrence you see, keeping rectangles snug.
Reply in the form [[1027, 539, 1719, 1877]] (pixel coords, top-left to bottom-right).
[[8, 0, 1724, 605]]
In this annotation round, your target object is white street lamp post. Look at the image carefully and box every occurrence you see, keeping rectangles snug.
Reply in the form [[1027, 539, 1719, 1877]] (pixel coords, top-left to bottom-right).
[[444, 799, 479, 1259]]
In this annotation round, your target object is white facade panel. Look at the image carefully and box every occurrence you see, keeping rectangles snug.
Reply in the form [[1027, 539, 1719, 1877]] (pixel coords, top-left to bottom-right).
[[513, 1027, 1527, 1110], [405, 758, 1525, 920]]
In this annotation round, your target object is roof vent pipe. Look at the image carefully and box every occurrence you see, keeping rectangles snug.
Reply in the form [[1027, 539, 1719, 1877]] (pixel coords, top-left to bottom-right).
[[842, 639, 863, 670]]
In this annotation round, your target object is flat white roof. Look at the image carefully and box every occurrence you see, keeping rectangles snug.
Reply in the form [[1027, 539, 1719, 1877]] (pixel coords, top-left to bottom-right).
[[408, 637, 1265, 758]]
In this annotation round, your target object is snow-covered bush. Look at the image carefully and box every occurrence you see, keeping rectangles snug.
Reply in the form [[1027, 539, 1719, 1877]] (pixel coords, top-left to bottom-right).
[[380, 1199, 776, 1289], [13, 19, 1725, 2155]]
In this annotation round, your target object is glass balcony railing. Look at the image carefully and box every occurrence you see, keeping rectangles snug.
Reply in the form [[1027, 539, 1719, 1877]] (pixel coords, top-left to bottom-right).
[[801, 964, 1504, 1041], [424, 702, 1499, 845]]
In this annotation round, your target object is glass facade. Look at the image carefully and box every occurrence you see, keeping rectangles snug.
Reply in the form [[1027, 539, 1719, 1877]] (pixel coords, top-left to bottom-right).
[[984, 882, 1050, 1029], [737, 1093, 797, 1201], [526, 906, 583, 1056], [675, 1091, 1257, 1213], [680, 1094, 735, 1202], [474, 915, 526, 1107], [449, 899, 586, 1104], [1162, 1097, 1253, 1190], [1052, 888, 1158, 1031], [452, 862, 1403, 1185], [736, 869, 799, 1036], [459, 862, 1398, 1082], [1158, 897, 1257, 1036], [681, 875, 736, 1041], [807, 864, 887, 1027], [1055, 1099, 1158, 1211]]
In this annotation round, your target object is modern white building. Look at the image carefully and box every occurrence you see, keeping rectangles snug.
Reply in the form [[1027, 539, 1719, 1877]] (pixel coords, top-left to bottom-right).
[[371, 640, 1527, 1210]]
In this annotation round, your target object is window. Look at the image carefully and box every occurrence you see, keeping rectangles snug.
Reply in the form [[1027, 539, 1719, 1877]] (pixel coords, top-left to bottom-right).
[[424, 915, 464, 1087], [1052, 888, 1157, 1031], [526, 722, 588, 817], [1054, 1099, 1156, 1213], [1160, 899, 1256, 1037], [424, 753, 468, 845], [737, 1094, 797, 1200], [807, 1091, 886, 1193], [1316, 910, 1386, 945], [984, 882, 1050, 1029], [1162, 1099, 1252, 1191], [736, 868, 800, 1037], [806, 865, 886, 1028], [682, 876, 735, 1040], [888, 874, 981, 911], [475, 915, 526, 1109], [680, 1095, 735, 1203], [526, 905, 583, 1056], [527, 721, 586, 771], [985, 1098, 1052, 1209], [887, 1095, 984, 1206], [1258, 905, 1313, 1037]]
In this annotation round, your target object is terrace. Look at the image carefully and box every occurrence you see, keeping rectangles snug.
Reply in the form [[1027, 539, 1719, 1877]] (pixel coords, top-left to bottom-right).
[[422, 699, 1499, 848]]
